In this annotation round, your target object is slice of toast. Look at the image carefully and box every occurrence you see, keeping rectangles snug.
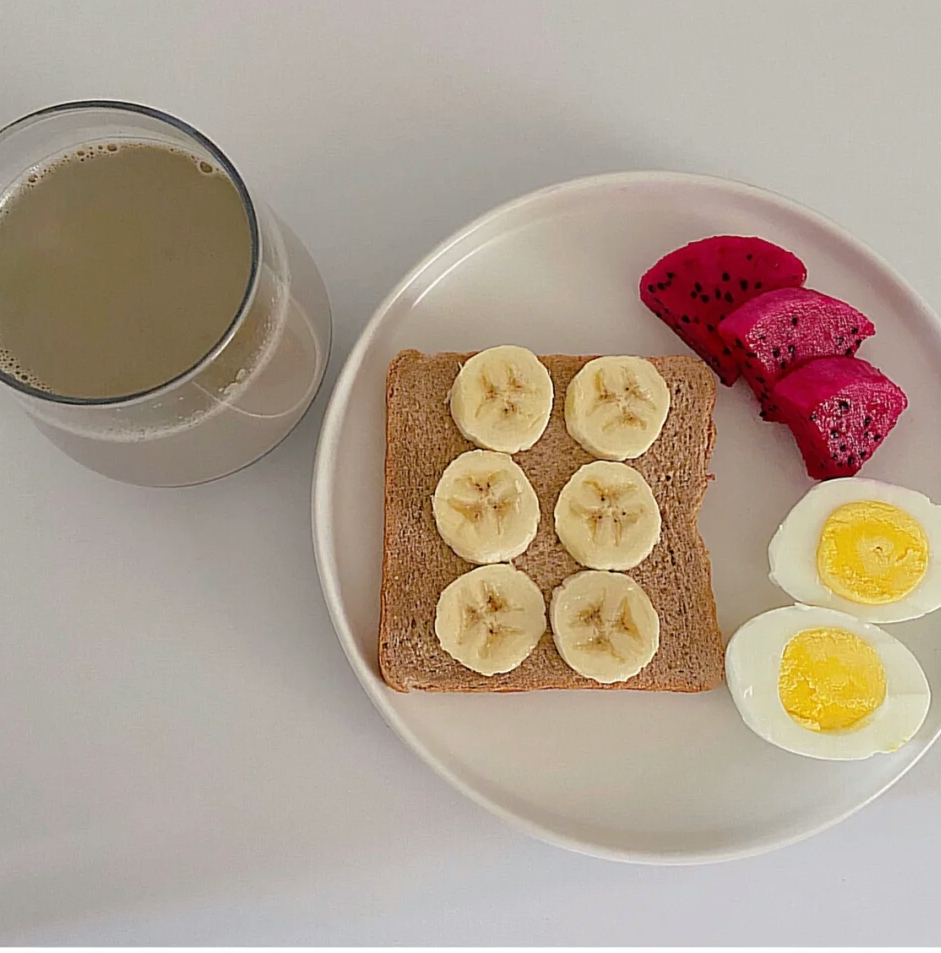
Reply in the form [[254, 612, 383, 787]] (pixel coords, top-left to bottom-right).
[[380, 350, 723, 692]]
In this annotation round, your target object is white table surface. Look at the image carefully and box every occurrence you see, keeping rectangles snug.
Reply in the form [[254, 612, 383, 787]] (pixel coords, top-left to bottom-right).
[[1, 0, 940, 944]]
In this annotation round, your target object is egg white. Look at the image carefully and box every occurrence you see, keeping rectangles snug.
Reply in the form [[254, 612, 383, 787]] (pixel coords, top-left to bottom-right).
[[768, 478, 941, 623], [726, 604, 931, 761]]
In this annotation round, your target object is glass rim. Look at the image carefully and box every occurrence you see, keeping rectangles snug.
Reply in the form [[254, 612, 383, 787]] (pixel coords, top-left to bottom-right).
[[0, 99, 261, 407]]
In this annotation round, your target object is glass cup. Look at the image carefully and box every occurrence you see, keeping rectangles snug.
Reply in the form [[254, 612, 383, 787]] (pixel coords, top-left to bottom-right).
[[0, 101, 331, 486]]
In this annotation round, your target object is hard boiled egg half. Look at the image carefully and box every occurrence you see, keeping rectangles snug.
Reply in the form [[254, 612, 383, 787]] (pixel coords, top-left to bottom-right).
[[726, 605, 930, 760], [769, 478, 941, 623]]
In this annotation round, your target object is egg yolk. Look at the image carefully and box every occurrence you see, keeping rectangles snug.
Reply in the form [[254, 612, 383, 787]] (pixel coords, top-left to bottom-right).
[[816, 500, 929, 605], [778, 627, 886, 732]]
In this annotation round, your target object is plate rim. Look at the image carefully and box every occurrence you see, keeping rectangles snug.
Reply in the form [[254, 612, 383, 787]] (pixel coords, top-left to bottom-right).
[[312, 169, 941, 865]]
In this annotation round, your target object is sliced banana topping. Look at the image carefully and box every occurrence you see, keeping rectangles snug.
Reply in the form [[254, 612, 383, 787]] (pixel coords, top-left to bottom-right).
[[554, 460, 661, 570], [551, 570, 659, 683], [565, 356, 670, 460], [450, 345, 554, 453], [433, 449, 540, 564], [435, 564, 547, 676]]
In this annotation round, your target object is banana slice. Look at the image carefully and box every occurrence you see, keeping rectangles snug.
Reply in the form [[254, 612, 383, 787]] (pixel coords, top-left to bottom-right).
[[436, 564, 547, 675], [554, 460, 660, 570], [433, 449, 540, 563], [565, 356, 670, 460], [450, 345, 554, 453], [550, 570, 659, 683]]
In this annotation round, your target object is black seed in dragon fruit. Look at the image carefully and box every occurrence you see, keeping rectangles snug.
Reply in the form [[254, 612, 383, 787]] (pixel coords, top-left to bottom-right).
[[719, 288, 876, 420], [639, 236, 807, 385], [772, 356, 907, 479]]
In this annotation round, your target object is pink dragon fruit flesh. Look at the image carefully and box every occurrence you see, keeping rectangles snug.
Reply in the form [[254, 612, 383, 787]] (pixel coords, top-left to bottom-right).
[[639, 236, 807, 385], [772, 356, 907, 480], [719, 288, 876, 420]]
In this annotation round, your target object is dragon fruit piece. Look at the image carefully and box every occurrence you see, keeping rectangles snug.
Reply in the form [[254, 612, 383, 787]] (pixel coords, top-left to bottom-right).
[[719, 288, 876, 420], [772, 356, 907, 480], [640, 236, 807, 385]]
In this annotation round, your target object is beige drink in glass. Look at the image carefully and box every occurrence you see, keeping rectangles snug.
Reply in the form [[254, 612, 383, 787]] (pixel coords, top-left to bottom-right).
[[0, 101, 331, 486]]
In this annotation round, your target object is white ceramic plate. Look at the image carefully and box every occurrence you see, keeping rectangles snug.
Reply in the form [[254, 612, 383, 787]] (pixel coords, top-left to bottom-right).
[[312, 172, 941, 863]]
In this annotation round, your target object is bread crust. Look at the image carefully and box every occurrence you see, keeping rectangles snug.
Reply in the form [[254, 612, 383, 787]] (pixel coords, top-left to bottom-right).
[[380, 350, 723, 692]]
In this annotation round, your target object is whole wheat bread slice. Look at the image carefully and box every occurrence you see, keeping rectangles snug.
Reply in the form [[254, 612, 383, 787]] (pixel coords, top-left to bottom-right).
[[380, 350, 723, 692]]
